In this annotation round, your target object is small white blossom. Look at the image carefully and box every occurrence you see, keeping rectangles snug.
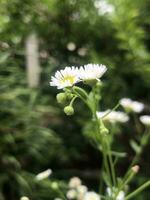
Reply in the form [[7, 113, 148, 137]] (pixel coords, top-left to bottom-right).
[[77, 185, 88, 200], [83, 191, 100, 200], [36, 169, 52, 181], [54, 198, 63, 200], [140, 115, 150, 126], [67, 42, 76, 51], [96, 110, 129, 123], [66, 189, 77, 199], [120, 98, 144, 113], [78, 64, 107, 82], [116, 191, 125, 200], [77, 48, 87, 57], [50, 67, 79, 89], [106, 188, 125, 200], [77, 185, 88, 194], [94, 0, 115, 15], [20, 197, 30, 200], [69, 177, 82, 188]]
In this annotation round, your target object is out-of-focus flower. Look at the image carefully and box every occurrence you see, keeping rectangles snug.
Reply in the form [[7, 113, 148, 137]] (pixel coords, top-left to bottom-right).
[[36, 169, 52, 181], [106, 188, 125, 200], [20, 196, 30, 200], [120, 98, 144, 113], [77, 48, 87, 57], [140, 115, 150, 126], [77, 185, 88, 200], [131, 165, 140, 173], [66, 189, 77, 199], [83, 191, 100, 200], [78, 64, 107, 82], [50, 67, 79, 89], [67, 42, 76, 51], [54, 198, 63, 200], [96, 110, 129, 123], [69, 177, 82, 188], [94, 0, 115, 15]]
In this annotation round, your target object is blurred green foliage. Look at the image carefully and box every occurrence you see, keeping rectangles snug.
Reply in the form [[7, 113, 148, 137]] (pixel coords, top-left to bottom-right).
[[0, 0, 150, 199]]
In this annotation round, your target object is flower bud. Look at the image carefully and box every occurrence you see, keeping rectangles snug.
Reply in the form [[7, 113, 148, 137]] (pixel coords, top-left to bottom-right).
[[64, 106, 74, 116], [100, 126, 109, 135], [131, 165, 140, 173], [56, 93, 67, 104], [51, 182, 59, 190], [100, 122, 109, 135]]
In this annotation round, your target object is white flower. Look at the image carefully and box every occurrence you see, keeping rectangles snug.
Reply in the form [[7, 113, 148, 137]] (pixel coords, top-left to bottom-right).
[[36, 169, 52, 181], [83, 191, 100, 200], [50, 67, 79, 89], [77, 185, 88, 200], [20, 197, 30, 200], [69, 177, 82, 188], [54, 198, 63, 200], [67, 42, 76, 51], [120, 98, 144, 113], [96, 110, 129, 123], [77, 48, 87, 57], [78, 64, 107, 82], [140, 115, 150, 126], [77, 185, 88, 194], [66, 189, 77, 199], [106, 188, 125, 200], [116, 191, 125, 200], [94, 0, 115, 15]]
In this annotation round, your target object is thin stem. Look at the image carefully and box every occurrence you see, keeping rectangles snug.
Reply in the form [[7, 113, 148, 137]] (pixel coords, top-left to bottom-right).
[[101, 103, 120, 119], [108, 147, 116, 187], [125, 181, 150, 200]]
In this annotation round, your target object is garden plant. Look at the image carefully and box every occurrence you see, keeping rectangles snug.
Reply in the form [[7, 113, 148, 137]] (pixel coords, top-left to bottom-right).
[[50, 64, 150, 200]]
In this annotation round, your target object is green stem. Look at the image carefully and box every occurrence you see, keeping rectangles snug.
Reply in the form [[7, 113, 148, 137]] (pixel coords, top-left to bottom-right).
[[108, 147, 116, 187], [101, 103, 120, 119], [125, 181, 150, 200]]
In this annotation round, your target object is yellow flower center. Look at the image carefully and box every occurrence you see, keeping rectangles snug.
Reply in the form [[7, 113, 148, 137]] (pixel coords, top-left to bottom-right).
[[60, 75, 76, 85]]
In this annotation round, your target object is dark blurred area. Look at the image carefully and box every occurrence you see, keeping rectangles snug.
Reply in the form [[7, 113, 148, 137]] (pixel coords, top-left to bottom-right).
[[0, 0, 150, 199]]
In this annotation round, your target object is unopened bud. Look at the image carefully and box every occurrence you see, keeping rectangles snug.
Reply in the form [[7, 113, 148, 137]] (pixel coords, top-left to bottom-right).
[[56, 93, 67, 104], [132, 165, 140, 173], [51, 182, 59, 190], [64, 106, 74, 116], [100, 122, 109, 135], [100, 126, 109, 135]]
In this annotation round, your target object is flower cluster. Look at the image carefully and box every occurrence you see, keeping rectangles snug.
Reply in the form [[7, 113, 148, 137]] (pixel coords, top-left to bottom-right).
[[50, 64, 107, 89], [54, 177, 100, 200], [54, 177, 126, 200]]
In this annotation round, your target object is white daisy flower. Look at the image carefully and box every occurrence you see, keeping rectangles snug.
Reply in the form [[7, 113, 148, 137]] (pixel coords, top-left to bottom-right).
[[78, 64, 107, 82], [96, 110, 129, 123], [35, 169, 52, 181], [69, 177, 82, 188], [120, 98, 144, 113], [66, 189, 77, 199], [50, 67, 79, 89], [83, 191, 100, 200], [140, 115, 150, 126]]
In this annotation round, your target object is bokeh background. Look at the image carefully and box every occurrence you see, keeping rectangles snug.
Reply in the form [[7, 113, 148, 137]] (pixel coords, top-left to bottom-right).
[[0, 0, 150, 199]]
